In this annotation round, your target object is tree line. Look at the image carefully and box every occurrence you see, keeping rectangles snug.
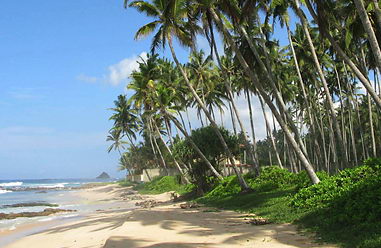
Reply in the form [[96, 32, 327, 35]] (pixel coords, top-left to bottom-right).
[[108, 0, 381, 190]]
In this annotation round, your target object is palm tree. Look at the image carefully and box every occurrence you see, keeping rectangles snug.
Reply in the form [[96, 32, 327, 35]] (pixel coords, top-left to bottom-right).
[[125, 0, 250, 190], [106, 128, 127, 156], [204, 2, 320, 184]]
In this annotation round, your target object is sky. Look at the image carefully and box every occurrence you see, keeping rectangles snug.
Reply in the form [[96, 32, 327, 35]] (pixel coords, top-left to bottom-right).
[[0, 0, 288, 180]]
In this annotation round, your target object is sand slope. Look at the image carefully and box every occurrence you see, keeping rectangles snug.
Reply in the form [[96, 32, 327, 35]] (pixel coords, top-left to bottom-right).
[[4, 185, 336, 248]]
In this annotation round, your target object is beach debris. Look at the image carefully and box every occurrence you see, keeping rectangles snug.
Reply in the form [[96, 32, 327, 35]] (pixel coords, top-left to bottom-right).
[[120, 191, 137, 198], [0, 208, 77, 220], [180, 202, 199, 209], [124, 195, 144, 201], [246, 217, 271, 225], [135, 200, 160, 208], [36, 191, 47, 194], [169, 191, 179, 201]]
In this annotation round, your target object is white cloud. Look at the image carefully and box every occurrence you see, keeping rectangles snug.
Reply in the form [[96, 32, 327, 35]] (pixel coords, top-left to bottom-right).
[[76, 74, 98, 83], [76, 52, 148, 86], [106, 52, 147, 86]]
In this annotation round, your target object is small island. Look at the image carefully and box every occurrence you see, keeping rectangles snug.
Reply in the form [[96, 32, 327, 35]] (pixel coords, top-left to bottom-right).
[[96, 172, 110, 179]]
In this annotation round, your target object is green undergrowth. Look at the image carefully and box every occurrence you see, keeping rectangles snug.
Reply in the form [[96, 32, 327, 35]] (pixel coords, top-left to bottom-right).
[[130, 160, 381, 247], [118, 180, 137, 187], [133, 175, 195, 195]]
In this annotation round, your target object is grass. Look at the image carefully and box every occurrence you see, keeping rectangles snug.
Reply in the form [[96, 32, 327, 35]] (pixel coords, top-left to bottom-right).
[[132, 176, 195, 195], [127, 164, 381, 248], [198, 187, 307, 223]]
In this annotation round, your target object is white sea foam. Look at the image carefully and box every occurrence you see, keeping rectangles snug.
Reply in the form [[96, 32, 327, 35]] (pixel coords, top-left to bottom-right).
[[37, 183, 68, 189], [0, 182, 23, 187], [8, 225, 16, 231], [0, 189, 11, 194], [38, 217, 55, 222]]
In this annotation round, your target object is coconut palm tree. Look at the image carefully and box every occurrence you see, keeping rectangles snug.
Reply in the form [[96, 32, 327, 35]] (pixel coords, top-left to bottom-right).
[[125, 0, 250, 190]]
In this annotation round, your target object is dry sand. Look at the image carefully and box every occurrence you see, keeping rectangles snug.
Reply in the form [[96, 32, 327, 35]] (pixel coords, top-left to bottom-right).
[[3, 185, 336, 248]]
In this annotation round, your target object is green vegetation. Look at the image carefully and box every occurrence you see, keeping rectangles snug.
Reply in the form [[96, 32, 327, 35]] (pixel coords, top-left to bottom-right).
[[135, 159, 381, 248], [133, 176, 195, 195], [106, 1, 381, 247]]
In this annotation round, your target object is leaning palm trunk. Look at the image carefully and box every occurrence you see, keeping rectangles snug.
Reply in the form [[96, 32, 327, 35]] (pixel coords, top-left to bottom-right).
[[372, 0, 381, 30], [259, 96, 283, 168], [293, 0, 348, 167], [167, 37, 249, 190], [237, 25, 309, 159], [148, 120, 169, 175], [209, 8, 320, 184], [165, 111, 224, 180], [353, 0, 381, 71], [368, 93, 377, 157], [245, 89, 260, 168], [211, 40, 258, 174], [304, 0, 381, 109], [154, 123, 191, 184]]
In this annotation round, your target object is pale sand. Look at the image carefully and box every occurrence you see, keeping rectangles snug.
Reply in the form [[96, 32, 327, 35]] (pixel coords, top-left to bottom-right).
[[3, 185, 336, 248]]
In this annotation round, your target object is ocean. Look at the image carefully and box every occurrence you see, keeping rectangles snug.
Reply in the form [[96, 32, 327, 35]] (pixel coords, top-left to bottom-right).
[[0, 178, 117, 233]]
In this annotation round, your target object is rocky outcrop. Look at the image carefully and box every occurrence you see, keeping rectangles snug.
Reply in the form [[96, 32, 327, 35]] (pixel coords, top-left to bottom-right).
[[0, 208, 76, 220], [3, 202, 58, 208], [96, 172, 111, 179]]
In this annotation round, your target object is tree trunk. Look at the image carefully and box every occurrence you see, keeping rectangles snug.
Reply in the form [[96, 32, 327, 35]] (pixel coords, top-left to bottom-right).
[[305, 0, 381, 109], [259, 96, 283, 168], [154, 123, 190, 184], [353, 0, 381, 71], [167, 38, 249, 190], [245, 89, 260, 168], [166, 112, 224, 180], [368, 93, 377, 157], [209, 8, 320, 184], [294, 0, 348, 167]]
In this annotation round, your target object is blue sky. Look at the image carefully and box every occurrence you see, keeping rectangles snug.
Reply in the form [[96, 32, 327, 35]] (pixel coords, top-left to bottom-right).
[[0, 1, 296, 179], [0, 0, 162, 179]]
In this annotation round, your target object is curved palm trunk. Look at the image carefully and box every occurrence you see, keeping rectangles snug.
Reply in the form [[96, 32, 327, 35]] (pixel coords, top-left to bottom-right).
[[353, 0, 381, 71], [165, 111, 223, 180], [294, 0, 348, 167], [305, 0, 381, 109], [259, 96, 283, 168], [245, 89, 260, 168], [372, 0, 381, 30], [167, 39, 249, 189], [209, 8, 320, 184], [368, 93, 377, 157], [237, 25, 309, 159], [154, 123, 190, 184], [148, 121, 169, 175], [211, 37, 258, 174]]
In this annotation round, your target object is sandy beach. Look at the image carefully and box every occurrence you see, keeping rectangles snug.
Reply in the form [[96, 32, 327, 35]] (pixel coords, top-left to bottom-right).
[[2, 184, 336, 248]]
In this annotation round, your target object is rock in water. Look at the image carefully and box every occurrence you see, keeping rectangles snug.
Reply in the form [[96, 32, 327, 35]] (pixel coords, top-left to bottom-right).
[[96, 172, 111, 179]]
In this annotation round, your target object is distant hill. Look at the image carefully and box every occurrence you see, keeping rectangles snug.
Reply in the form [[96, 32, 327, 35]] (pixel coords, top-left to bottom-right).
[[96, 172, 110, 179]]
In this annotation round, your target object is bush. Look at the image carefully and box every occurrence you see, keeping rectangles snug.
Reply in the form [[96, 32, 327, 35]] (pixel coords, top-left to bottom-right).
[[291, 158, 381, 210], [248, 166, 296, 191], [133, 176, 192, 194], [292, 170, 330, 190], [202, 176, 242, 199]]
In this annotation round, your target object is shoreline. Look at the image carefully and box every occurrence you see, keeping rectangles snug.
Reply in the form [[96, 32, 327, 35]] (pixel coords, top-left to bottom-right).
[[1, 184, 336, 248]]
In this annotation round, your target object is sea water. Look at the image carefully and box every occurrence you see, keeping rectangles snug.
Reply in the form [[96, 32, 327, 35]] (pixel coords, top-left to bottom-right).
[[0, 178, 116, 232]]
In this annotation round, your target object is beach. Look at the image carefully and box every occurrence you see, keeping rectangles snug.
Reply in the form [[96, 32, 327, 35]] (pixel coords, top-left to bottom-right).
[[1, 184, 336, 248]]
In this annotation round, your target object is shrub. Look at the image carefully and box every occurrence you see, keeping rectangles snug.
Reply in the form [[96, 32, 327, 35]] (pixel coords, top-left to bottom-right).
[[292, 170, 330, 190], [202, 176, 241, 199], [291, 159, 381, 210], [248, 166, 295, 191]]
